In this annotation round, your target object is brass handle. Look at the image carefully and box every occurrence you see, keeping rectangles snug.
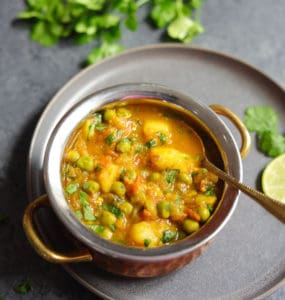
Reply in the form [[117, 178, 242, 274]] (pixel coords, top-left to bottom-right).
[[23, 194, 93, 263], [210, 104, 251, 159]]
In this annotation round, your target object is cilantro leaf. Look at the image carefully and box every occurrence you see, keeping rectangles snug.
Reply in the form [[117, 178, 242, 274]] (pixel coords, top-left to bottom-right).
[[259, 131, 285, 158], [79, 190, 96, 221], [86, 42, 124, 65], [65, 183, 79, 195], [161, 230, 176, 243], [69, 0, 106, 11], [14, 280, 31, 294], [244, 106, 279, 134], [167, 16, 204, 43], [146, 139, 157, 148], [18, 0, 205, 64], [165, 169, 180, 184], [31, 21, 59, 46], [151, 0, 176, 28]]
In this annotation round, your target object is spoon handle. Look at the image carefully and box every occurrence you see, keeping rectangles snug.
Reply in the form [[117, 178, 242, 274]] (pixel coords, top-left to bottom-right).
[[204, 159, 285, 223]]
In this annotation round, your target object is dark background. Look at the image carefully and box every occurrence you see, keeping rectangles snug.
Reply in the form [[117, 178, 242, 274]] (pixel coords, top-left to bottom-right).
[[1, 1, 285, 299]]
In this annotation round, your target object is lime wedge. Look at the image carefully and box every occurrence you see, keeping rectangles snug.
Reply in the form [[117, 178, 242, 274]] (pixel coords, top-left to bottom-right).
[[262, 153, 285, 203]]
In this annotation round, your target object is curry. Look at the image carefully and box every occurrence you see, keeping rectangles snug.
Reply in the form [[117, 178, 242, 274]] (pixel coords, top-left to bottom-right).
[[61, 101, 219, 248]]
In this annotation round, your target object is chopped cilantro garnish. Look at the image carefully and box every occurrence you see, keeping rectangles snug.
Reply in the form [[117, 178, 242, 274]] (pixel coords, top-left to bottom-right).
[[165, 169, 180, 184], [65, 183, 78, 195], [207, 205, 214, 212], [74, 210, 83, 220], [95, 124, 108, 131], [157, 132, 167, 144], [161, 230, 176, 244], [146, 139, 157, 148], [120, 169, 127, 181], [109, 205, 122, 218], [95, 164, 103, 171], [105, 130, 122, 145], [89, 224, 105, 234], [204, 188, 215, 196]]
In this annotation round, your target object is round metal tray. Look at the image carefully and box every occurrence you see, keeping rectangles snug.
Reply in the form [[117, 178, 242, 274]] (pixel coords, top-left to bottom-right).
[[27, 44, 285, 300]]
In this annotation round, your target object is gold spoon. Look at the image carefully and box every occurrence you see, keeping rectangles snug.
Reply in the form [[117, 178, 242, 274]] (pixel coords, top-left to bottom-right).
[[202, 157, 285, 223]]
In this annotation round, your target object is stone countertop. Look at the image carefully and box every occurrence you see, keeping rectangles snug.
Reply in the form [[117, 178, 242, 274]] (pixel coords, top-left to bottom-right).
[[0, 0, 284, 299]]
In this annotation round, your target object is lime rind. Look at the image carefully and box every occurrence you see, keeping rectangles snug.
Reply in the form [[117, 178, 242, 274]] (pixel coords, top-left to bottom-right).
[[262, 153, 285, 203]]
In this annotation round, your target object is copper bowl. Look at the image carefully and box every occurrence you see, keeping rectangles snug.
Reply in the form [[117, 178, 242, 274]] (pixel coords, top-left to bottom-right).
[[23, 83, 251, 277]]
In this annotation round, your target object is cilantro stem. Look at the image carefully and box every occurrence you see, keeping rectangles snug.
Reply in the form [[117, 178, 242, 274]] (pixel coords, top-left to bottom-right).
[[137, 0, 150, 8]]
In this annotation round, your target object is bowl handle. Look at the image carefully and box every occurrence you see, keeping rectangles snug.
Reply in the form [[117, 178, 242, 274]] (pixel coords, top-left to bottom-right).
[[23, 194, 93, 263], [210, 104, 251, 159]]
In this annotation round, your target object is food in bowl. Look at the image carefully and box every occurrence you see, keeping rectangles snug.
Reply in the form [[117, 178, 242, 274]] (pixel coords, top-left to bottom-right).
[[61, 102, 219, 248]]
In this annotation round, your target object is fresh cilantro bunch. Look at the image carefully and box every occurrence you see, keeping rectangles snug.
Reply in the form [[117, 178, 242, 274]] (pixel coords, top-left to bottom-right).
[[151, 0, 204, 43], [244, 105, 285, 157], [18, 0, 204, 65]]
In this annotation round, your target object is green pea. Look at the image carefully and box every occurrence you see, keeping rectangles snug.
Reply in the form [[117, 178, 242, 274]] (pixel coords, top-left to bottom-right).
[[103, 109, 116, 122], [117, 108, 131, 118], [77, 155, 94, 171], [83, 180, 100, 194], [116, 138, 131, 153], [120, 201, 133, 215], [183, 219, 200, 234], [111, 181, 126, 197], [149, 172, 161, 182], [198, 207, 210, 222], [101, 210, 117, 226], [66, 150, 80, 162], [179, 172, 192, 184], [157, 201, 170, 218]]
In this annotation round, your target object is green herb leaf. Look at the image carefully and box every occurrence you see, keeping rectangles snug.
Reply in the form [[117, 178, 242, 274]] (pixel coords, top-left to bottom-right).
[[18, 0, 204, 64], [74, 210, 83, 219], [207, 205, 214, 212], [157, 132, 167, 144], [69, 0, 106, 11], [109, 205, 122, 218], [65, 183, 79, 195], [161, 230, 176, 243], [105, 129, 122, 145], [146, 139, 157, 148], [31, 21, 59, 46], [259, 131, 285, 158], [79, 190, 89, 205], [86, 42, 124, 65], [89, 224, 105, 233], [204, 188, 215, 196], [244, 106, 279, 134], [151, 0, 176, 28], [167, 16, 203, 43], [79, 190, 96, 220], [165, 169, 180, 183], [14, 280, 31, 294]]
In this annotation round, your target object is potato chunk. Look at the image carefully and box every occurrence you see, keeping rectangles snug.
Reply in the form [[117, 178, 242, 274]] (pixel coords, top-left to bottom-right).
[[143, 120, 170, 140], [150, 147, 194, 173], [128, 221, 158, 247], [98, 164, 119, 192]]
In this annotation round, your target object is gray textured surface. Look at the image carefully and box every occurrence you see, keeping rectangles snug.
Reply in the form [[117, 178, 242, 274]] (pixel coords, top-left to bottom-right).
[[0, 0, 285, 299]]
